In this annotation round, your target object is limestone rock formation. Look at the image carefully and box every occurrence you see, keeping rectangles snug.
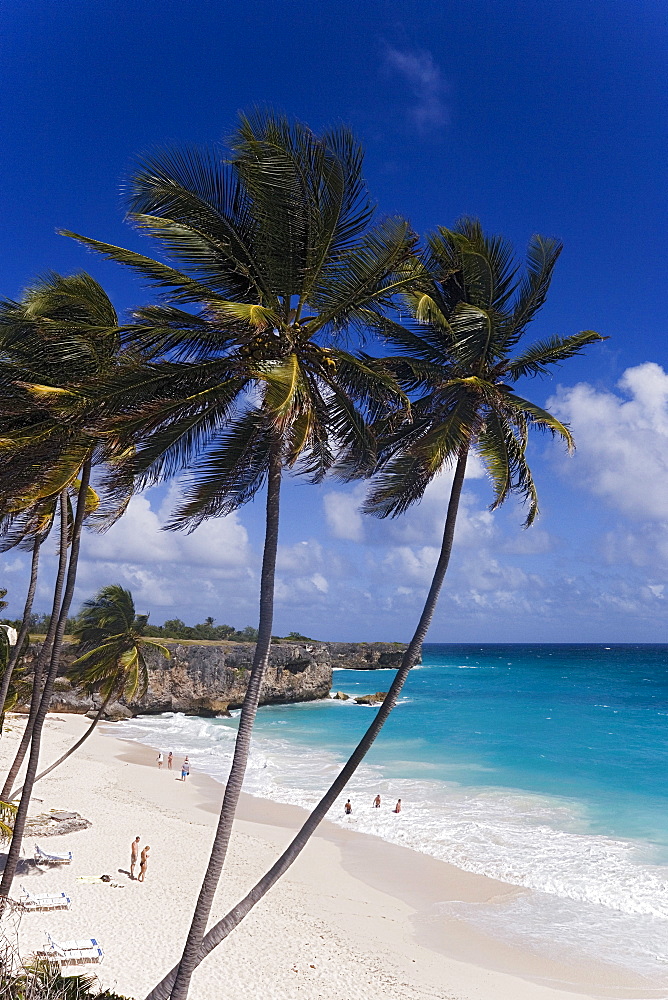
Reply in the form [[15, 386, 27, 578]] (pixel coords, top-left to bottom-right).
[[19, 637, 415, 720], [354, 691, 388, 705], [324, 642, 411, 669], [22, 640, 332, 719]]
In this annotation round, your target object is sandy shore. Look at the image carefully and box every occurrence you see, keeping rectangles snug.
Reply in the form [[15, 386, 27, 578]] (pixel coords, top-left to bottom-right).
[[0, 713, 664, 1000]]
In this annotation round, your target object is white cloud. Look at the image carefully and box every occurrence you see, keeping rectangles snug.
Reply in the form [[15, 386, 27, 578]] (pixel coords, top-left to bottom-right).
[[311, 573, 329, 594], [273, 571, 330, 606], [277, 539, 326, 574], [601, 523, 668, 569], [49, 488, 258, 620], [502, 528, 554, 555], [84, 494, 251, 572], [383, 544, 440, 584], [323, 453, 487, 547], [322, 487, 365, 541], [550, 362, 668, 521], [384, 46, 449, 132]]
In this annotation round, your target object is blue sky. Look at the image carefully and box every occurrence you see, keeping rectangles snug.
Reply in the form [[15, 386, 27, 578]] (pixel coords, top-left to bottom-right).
[[1, 1, 667, 641]]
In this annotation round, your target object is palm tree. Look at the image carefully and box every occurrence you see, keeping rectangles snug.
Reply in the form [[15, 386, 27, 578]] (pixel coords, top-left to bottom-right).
[[0, 629, 18, 840], [10, 585, 169, 797], [0, 272, 133, 899], [143, 220, 605, 999], [64, 110, 417, 1000], [0, 489, 92, 735], [0, 800, 16, 841], [0, 489, 71, 803], [8, 961, 129, 1000]]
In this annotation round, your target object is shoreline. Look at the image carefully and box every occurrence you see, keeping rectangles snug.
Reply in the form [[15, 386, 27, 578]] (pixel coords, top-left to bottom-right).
[[2, 713, 665, 1000]]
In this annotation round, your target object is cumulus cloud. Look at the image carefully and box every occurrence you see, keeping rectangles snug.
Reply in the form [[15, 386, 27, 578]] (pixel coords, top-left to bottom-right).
[[549, 362, 668, 521], [322, 486, 365, 541], [601, 523, 668, 570], [6, 363, 668, 640], [384, 46, 449, 132], [85, 494, 252, 573], [277, 539, 325, 574], [71, 493, 255, 617], [323, 454, 487, 546]]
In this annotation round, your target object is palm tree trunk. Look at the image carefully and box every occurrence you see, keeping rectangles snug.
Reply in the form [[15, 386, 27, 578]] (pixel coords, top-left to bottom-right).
[[165, 443, 282, 1000], [145, 446, 469, 1000], [10, 688, 114, 800], [0, 459, 91, 900], [0, 503, 69, 802], [0, 535, 42, 736]]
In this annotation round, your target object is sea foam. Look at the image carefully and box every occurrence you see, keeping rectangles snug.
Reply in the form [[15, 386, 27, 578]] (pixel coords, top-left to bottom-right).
[[112, 712, 668, 940]]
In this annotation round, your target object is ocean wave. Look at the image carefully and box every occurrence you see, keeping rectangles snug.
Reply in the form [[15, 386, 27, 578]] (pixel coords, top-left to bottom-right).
[[110, 712, 668, 938], [438, 894, 668, 981]]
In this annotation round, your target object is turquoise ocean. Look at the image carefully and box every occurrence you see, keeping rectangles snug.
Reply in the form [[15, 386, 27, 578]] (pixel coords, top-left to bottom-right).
[[113, 644, 668, 983]]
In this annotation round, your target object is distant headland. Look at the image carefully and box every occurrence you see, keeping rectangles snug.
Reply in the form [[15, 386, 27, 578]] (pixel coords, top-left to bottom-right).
[[21, 639, 413, 721]]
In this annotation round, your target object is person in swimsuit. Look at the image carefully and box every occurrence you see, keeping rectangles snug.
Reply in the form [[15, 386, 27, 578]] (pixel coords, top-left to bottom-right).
[[130, 835, 141, 879], [181, 757, 190, 780], [157, 752, 163, 768], [344, 799, 352, 815], [373, 794, 381, 808], [393, 799, 402, 814], [138, 845, 150, 882], [167, 752, 173, 770]]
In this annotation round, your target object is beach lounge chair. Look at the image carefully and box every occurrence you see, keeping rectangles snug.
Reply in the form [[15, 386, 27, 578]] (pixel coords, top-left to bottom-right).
[[19, 885, 71, 911], [36, 932, 103, 967], [34, 844, 73, 865]]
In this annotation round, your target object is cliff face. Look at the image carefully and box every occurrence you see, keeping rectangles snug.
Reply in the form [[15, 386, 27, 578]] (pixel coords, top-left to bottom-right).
[[323, 641, 412, 669], [20, 637, 412, 720], [23, 640, 332, 720]]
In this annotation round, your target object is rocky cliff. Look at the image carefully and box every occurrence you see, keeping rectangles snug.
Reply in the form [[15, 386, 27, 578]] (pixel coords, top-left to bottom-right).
[[323, 641, 412, 669], [22, 640, 332, 720], [20, 637, 412, 720]]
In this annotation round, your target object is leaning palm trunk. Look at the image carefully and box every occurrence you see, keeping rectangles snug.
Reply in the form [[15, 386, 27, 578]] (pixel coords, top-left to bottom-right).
[[0, 503, 69, 802], [10, 688, 114, 799], [146, 447, 468, 1000], [0, 535, 41, 734], [0, 460, 91, 899], [164, 446, 282, 1000]]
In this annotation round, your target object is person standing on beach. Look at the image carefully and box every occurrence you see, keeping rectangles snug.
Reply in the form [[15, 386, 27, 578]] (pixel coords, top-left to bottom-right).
[[373, 794, 381, 808], [157, 752, 163, 768], [344, 799, 352, 815], [167, 752, 173, 770], [181, 757, 190, 780], [130, 836, 141, 879], [393, 799, 402, 814], [138, 845, 150, 882]]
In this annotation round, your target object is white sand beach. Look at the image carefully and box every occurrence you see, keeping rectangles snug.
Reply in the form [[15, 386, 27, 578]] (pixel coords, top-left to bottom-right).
[[1, 713, 664, 1000]]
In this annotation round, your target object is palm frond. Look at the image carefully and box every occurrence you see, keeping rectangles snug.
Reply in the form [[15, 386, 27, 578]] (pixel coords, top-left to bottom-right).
[[504, 331, 604, 380], [73, 585, 136, 648], [0, 798, 16, 840], [502, 234, 563, 343], [308, 216, 417, 334], [60, 232, 228, 305], [365, 392, 478, 517], [167, 408, 273, 527], [126, 143, 273, 304], [501, 391, 574, 451]]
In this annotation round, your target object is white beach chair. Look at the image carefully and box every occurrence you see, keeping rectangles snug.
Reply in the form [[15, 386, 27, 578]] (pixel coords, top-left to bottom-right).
[[34, 844, 73, 865], [36, 932, 103, 967], [19, 884, 71, 911]]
